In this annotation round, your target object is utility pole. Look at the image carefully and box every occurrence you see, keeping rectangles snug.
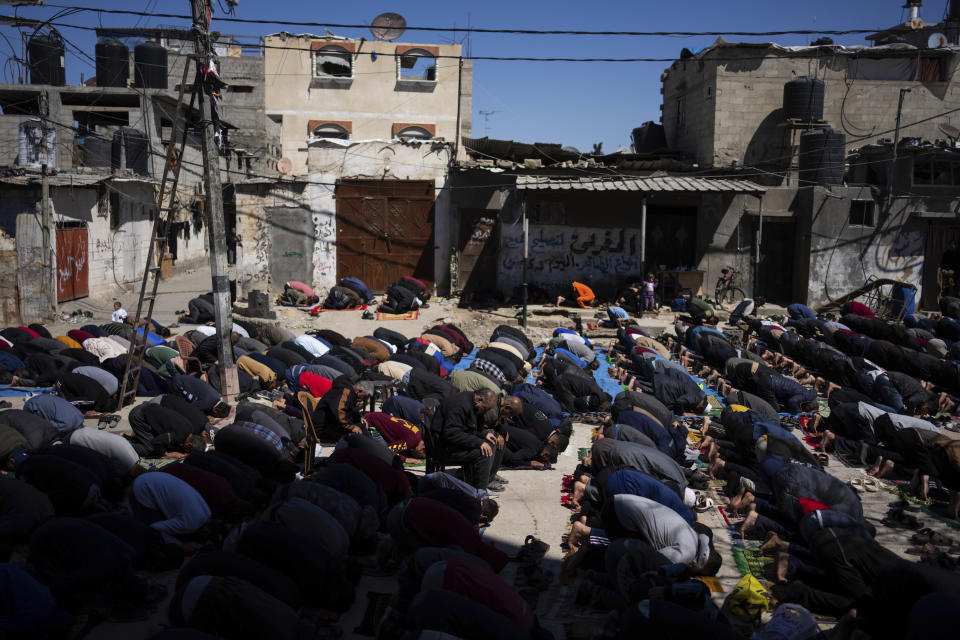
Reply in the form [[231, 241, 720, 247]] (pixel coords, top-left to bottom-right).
[[521, 200, 528, 329], [190, 0, 239, 402], [39, 89, 54, 319], [886, 88, 911, 210]]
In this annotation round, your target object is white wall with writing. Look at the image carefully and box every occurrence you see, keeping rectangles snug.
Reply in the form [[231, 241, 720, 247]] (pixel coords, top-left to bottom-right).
[[498, 224, 645, 293]]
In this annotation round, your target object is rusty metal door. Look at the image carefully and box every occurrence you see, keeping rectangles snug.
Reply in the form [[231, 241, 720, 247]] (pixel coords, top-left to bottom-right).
[[457, 210, 498, 295], [56, 226, 89, 302], [335, 180, 435, 292]]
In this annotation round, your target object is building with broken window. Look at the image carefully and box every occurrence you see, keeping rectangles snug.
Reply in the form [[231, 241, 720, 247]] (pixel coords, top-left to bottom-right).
[[0, 27, 289, 324], [658, 0, 960, 307]]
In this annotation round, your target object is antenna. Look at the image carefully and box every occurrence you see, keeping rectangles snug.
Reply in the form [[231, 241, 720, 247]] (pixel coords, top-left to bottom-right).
[[479, 110, 497, 136], [370, 12, 407, 41]]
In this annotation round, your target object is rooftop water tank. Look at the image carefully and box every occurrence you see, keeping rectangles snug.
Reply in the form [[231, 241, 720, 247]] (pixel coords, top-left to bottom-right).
[[799, 128, 846, 186], [95, 39, 129, 88], [783, 77, 825, 122], [134, 41, 168, 89], [631, 122, 667, 154], [28, 34, 65, 86]]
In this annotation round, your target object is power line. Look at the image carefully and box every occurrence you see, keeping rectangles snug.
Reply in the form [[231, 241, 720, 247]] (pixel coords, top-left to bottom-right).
[[34, 5, 896, 38], [24, 20, 960, 65]]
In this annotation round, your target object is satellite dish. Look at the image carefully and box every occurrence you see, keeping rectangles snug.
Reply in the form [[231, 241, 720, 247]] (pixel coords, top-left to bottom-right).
[[276, 157, 292, 174], [928, 32, 948, 48], [370, 12, 407, 41]]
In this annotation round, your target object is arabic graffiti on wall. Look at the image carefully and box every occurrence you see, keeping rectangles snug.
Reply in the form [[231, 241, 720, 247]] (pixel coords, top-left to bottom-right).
[[499, 224, 644, 288]]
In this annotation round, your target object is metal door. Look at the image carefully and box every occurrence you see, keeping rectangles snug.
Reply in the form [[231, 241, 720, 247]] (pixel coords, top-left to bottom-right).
[[56, 226, 89, 302], [456, 210, 498, 295], [922, 225, 960, 308], [335, 180, 435, 292]]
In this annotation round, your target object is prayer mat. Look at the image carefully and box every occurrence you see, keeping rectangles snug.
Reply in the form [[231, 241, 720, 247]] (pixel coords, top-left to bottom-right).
[[310, 304, 368, 315], [731, 546, 774, 579], [718, 505, 745, 527], [501, 462, 554, 471], [0, 386, 53, 397], [353, 591, 392, 636], [695, 575, 724, 593], [881, 486, 960, 531], [139, 457, 183, 471], [375, 310, 420, 321]]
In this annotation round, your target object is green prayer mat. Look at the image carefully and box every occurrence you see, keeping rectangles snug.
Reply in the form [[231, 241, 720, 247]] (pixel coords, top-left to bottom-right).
[[731, 546, 774, 578]]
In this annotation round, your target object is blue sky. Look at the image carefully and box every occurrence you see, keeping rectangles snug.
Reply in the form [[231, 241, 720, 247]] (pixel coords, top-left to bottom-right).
[[0, 0, 943, 150]]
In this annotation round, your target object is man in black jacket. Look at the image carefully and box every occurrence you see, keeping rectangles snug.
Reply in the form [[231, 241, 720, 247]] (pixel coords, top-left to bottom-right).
[[431, 389, 504, 490]]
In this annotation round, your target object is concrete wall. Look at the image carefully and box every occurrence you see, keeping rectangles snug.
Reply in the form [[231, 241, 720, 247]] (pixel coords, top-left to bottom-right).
[[495, 190, 702, 299], [662, 47, 960, 176], [306, 140, 454, 293], [801, 186, 927, 306], [661, 58, 719, 168], [265, 35, 468, 175], [233, 180, 311, 295]]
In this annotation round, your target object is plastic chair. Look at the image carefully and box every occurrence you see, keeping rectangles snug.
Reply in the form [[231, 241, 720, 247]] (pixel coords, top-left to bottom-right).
[[173, 335, 203, 376]]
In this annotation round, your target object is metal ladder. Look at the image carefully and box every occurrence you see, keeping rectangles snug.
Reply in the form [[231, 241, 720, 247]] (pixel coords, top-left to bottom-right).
[[115, 59, 198, 409]]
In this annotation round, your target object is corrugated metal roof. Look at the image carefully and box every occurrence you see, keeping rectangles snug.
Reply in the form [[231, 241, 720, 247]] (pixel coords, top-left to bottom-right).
[[514, 175, 766, 193]]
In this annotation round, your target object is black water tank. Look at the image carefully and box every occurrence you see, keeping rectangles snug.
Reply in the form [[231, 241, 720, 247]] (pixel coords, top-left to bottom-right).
[[28, 35, 65, 86], [783, 77, 825, 121], [632, 122, 667, 153], [82, 135, 112, 168], [951, 0, 960, 20], [112, 128, 150, 175], [134, 41, 168, 89], [799, 128, 846, 186], [95, 39, 129, 88]]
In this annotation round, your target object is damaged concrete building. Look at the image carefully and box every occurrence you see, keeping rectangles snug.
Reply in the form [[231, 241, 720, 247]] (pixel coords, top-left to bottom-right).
[[0, 27, 285, 323], [658, 0, 960, 306], [262, 33, 471, 295]]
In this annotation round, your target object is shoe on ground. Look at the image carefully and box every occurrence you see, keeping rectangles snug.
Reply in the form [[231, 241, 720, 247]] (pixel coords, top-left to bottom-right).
[[493, 473, 510, 484], [487, 482, 506, 493]]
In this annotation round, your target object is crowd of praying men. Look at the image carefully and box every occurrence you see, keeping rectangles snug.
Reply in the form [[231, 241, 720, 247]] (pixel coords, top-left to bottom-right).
[[2, 286, 960, 639], [552, 296, 960, 639], [0, 300, 588, 639]]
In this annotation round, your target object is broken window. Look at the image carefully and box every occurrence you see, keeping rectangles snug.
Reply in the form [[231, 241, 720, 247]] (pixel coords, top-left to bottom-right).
[[850, 200, 876, 227], [397, 48, 437, 82], [314, 45, 352, 79], [109, 192, 121, 230], [913, 156, 960, 186], [395, 126, 432, 140], [312, 123, 350, 140]]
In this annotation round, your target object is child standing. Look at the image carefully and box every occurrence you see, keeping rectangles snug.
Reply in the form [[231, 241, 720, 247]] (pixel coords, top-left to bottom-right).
[[642, 273, 658, 312], [111, 300, 128, 324]]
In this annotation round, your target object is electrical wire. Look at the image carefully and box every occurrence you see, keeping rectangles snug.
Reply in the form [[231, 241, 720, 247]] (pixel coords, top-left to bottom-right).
[[35, 5, 897, 38]]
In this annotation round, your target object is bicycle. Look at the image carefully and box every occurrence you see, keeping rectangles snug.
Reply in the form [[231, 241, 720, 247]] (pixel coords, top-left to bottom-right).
[[714, 266, 747, 308]]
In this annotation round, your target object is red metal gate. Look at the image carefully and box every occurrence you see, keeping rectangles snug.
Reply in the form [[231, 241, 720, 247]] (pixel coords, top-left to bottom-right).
[[56, 226, 89, 302]]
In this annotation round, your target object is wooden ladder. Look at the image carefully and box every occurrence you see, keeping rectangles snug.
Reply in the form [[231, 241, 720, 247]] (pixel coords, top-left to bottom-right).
[[115, 59, 199, 409]]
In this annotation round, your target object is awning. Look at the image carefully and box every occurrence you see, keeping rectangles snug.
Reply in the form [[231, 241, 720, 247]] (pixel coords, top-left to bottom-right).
[[514, 175, 766, 194]]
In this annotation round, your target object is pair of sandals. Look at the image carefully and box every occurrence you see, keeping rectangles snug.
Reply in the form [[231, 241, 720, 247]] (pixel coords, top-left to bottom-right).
[[693, 491, 715, 513], [97, 414, 121, 430], [849, 476, 882, 492], [882, 505, 924, 530]]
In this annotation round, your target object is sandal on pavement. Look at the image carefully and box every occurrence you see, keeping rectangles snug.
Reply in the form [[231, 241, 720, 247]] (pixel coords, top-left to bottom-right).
[[514, 535, 550, 564]]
